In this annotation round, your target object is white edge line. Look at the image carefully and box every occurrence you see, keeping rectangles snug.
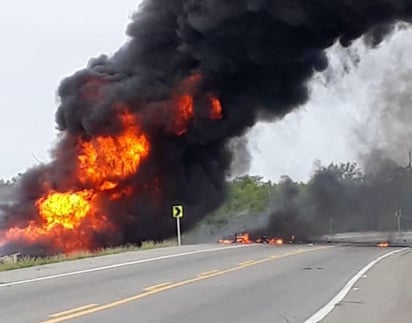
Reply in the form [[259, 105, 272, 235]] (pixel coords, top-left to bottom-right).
[[304, 248, 406, 323], [0, 244, 254, 288]]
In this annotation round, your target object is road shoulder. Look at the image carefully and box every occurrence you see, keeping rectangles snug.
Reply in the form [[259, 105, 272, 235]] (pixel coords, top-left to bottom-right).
[[0, 244, 250, 285], [323, 248, 412, 323]]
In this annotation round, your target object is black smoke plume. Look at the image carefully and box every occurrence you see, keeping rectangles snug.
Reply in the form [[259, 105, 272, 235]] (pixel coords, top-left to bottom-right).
[[1, 0, 412, 254], [253, 161, 412, 241]]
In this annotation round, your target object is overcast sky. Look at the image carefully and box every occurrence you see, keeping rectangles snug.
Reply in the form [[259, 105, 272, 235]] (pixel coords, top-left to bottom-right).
[[0, 1, 409, 182], [0, 0, 138, 180]]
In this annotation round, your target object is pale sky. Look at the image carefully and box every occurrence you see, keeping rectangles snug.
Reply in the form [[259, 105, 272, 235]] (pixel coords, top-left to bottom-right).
[[0, 1, 410, 182]]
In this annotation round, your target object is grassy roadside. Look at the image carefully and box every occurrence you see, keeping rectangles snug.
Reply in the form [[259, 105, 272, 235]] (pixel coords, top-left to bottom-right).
[[0, 240, 176, 272]]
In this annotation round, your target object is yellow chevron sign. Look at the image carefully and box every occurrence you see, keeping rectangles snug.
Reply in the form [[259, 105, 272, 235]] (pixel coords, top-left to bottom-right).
[[172, 205, 183, 218]]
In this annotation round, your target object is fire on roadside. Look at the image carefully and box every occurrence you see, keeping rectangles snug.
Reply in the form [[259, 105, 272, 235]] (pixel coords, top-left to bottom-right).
[[0, 110, 149, 253], [376, 241, 390, 248], [270, 238, 284, 246], [0, 73, 225, 255], [219, 232, 292, 246]]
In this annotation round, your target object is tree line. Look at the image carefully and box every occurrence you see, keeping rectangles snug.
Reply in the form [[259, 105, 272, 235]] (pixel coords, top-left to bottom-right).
[[200, 161, 412, 237]]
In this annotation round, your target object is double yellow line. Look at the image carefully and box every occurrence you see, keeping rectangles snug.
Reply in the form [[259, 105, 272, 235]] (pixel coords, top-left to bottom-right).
[[47, 304, 100, 320], [43, 246, 330, 323]]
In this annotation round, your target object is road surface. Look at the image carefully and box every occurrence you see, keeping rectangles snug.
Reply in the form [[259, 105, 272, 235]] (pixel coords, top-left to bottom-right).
[[0, 243, 409, 323], [323, 248, 412, 323]]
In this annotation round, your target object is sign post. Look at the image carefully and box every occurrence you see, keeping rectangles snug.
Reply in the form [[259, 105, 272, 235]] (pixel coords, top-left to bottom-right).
[[172, 205, 184, 246], [396, 210, 402, 233]]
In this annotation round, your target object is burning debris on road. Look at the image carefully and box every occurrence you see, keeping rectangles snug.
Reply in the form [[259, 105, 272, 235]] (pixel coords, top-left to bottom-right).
[[1, 1, 412, 255], [376, 242, 390, 248], [218, 232, 296, 246]]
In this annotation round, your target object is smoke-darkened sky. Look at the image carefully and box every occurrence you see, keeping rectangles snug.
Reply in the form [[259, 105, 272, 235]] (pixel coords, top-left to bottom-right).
[[0, 0, 411, 182]]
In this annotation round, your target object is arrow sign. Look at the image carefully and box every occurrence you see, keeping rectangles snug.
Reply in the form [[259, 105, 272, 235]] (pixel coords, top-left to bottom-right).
[[172, 205, 183, 247], [172, 205, 183, 218]]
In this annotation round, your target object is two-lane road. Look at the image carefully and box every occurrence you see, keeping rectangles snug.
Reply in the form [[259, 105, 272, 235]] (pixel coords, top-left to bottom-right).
[[0, 244, 409, 323]]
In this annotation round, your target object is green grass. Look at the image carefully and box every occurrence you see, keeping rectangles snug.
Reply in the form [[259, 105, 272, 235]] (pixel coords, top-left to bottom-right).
[[0, 240, 176, 272]]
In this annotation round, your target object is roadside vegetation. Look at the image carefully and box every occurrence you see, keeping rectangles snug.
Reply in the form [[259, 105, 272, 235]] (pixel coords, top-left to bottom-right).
[[189, 161, 412, 241], [0, 240, 175, 271]]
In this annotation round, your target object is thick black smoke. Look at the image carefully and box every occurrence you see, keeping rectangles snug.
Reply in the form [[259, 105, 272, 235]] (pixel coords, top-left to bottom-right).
[[2, 0, 412, 254], [253, 161, 412, 241]]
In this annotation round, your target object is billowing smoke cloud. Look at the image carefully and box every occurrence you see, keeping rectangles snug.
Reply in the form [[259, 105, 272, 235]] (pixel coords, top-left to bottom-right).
[[242, 27, 412, 240], [258, 161, 412, 240], [357, 33, 412, 175], [1, 0, 412, 255]]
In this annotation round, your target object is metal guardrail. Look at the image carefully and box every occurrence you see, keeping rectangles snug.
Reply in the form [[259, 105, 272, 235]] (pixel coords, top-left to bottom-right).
[[317, 231, 412, 246]]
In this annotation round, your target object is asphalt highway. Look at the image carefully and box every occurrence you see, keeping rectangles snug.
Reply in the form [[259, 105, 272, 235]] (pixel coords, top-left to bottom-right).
[[0, 243, 409, 323], [323, 248, 412, 323]]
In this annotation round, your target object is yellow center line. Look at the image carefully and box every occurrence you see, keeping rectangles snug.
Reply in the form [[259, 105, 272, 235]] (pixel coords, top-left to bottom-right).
[[239, 260, 255, 266], [198, 269, 220, 276], [143, 281, 174, 291], [48, 304, 99, 318], [42, 246, 331, 323]]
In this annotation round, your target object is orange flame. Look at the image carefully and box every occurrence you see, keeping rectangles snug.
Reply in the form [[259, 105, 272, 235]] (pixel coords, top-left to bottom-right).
[[1, 218, 109, 253], [36, 190, 93, 230], [172, 94, 194, 135], [78, 112, 150, 187], [165, 75, 222, 136], [209, 96, 223, 120], [219, 233, 288, 246], [235, 232, 252, 244], [0, 110, 150, 253], [218, 239, 234, 244], [377, 241, 389, 248], [0, 71, 225, 254], [269, 238, 284, 246]]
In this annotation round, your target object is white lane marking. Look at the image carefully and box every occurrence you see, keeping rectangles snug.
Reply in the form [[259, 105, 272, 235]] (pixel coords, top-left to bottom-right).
[[304, 248, 406, 323], [0, 245, 254, 288]]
